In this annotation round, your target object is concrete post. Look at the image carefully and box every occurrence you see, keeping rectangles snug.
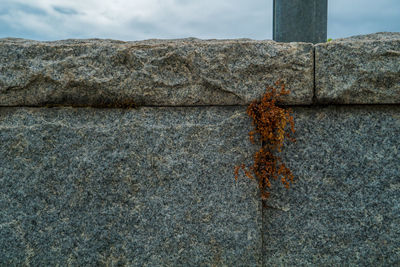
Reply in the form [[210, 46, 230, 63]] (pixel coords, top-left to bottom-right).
[[273, 0, 327, 44]]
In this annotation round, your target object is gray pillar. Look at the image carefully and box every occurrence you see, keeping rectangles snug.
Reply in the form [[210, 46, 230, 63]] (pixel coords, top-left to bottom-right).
[[273, 0, 327, 44]]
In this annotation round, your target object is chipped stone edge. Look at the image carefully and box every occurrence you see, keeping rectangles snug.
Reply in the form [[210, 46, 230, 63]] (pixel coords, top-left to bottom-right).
[[1, 32, 400, 107]]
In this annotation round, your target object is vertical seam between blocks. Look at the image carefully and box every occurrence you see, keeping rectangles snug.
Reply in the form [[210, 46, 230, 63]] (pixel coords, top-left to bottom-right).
[[312, 45, 317, 105], [261, 200, 264, 266], [260, 140, 265, 266]]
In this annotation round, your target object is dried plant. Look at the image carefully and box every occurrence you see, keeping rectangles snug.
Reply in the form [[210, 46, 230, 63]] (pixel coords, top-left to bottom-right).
[[235, 80, 295, 204]]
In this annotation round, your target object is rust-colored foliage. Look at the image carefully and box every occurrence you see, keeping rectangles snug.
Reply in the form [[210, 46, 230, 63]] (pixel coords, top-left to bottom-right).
[[235, 80, 295, 203]]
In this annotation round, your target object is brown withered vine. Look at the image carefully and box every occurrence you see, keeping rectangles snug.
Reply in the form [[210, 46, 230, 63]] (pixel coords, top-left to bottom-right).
[[235, 80, 295, 205]]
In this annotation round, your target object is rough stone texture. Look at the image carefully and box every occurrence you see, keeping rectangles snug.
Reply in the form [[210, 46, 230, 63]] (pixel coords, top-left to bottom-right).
[[0, 38, 313, 107], [315, 32, 400, 104], [262, 105, 400, 266], [1, 105, 399, 265], [0, 107, 261, 266]]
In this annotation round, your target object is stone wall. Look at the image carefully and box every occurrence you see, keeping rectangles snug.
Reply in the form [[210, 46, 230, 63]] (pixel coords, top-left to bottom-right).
[[0, 32, 399, 266]]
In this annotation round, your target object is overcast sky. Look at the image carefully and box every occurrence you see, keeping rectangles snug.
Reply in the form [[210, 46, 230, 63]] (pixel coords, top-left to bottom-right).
[[0, 0, 399, 41]]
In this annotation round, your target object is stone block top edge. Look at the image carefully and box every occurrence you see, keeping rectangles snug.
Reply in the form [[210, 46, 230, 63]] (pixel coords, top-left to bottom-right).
[[4, 32, 398, 47], [0, 37, 313, 48], [315, 32, 400, 47]]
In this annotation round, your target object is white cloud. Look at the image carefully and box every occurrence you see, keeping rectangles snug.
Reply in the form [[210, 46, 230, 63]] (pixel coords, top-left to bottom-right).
[[0, 0, 272, 40], [328, 0, 400, 38], [0, 0, 398, 41]]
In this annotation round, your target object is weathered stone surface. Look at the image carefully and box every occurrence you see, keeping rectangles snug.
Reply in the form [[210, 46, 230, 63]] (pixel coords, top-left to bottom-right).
[[0, 107, 261, 266], [0, 38, 313, 107], [315, 32, 400, 104], [261, 106, 400, 265]]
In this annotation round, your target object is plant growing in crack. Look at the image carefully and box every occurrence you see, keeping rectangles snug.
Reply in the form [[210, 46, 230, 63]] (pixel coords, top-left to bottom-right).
[[235, 80, 295, 207]]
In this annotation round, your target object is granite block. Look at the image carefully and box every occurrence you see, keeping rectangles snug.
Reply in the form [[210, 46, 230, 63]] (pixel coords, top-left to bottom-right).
[[261, 105, 400, 265], [0, 107, 261, 266], [315, 32, 400, 104], [0, 38, 313, 107], [2, 104, 399, 266]]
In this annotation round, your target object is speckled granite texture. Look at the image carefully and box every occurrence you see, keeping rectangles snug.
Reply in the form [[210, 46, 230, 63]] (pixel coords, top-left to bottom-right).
[[0, 107, 261, 266], [1, 106, 399, 265], [261, 105, 400, 266], [1, 32, 400, 266], [315, 32, 400, 104], [0, 38, 313, 106]]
